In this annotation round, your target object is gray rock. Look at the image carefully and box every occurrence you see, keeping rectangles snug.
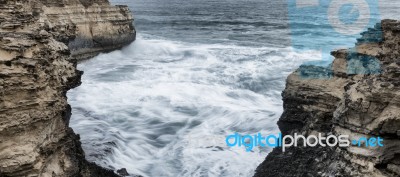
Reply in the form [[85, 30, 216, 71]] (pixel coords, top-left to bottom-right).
[[0, 0, 135, 176], [117, 168, 130, 176], [254, 20, 400, 177]]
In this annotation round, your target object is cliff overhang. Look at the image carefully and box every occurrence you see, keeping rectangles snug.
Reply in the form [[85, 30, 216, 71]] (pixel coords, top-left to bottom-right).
[[0, 0, 135, 176]]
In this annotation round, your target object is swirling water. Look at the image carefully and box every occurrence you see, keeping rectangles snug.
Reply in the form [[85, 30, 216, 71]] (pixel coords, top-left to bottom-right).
[[67, 0, 400, 176]]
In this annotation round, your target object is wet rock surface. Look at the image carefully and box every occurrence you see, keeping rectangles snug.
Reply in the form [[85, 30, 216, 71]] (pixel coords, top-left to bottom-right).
[[0, 0, 135, 176], [254, 20, 400, 177]]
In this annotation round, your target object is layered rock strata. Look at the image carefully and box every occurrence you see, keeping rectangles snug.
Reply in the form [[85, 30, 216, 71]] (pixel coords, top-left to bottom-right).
[[0, 0, 135, 176], [41, 0, 136, 60], [254, 20, 400, 177]]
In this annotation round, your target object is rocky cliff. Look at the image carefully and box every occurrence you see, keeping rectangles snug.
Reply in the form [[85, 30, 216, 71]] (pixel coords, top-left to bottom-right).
[[0, 0, 135, 176], [41, 0, 136, 60], [254, 20, 400, 177]]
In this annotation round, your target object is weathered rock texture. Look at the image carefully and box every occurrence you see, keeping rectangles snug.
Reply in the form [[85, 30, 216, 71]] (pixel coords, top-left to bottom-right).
[[42, 0, 136, 60], [254, 20, 400, 177], [0, 0, 135, 176]]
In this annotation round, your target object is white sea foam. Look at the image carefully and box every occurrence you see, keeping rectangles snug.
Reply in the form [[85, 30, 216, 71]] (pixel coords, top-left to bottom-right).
[[68, 35, 320, 177]]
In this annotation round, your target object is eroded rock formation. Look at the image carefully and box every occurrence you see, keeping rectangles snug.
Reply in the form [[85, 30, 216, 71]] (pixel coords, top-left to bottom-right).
[[41, 0, 136, 60], [254, 20, 400, 177], [0, 0, 135, 176]]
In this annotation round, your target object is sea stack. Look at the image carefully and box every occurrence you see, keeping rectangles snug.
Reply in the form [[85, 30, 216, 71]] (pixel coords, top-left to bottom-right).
[[0, 0, 135, 176], [254, 20, 400, 177]]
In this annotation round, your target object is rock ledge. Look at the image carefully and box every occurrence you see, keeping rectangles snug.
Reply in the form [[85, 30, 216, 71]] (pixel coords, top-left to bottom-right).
[[0, 0, 135, 176], [254, 19, 400, 177]]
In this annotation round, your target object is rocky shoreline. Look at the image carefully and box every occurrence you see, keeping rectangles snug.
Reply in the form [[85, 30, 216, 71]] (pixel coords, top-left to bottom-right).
[[0, 0, 135, 176], [1, 0, 399, 176], [254, 20, 400, 177]]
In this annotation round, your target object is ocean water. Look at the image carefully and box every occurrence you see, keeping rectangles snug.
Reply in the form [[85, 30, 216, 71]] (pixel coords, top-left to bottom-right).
[[67, 0, 400, 177]]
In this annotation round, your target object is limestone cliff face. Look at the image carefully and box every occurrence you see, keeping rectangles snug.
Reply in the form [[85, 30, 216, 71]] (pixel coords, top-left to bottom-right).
[[0, 0, 135, 176], [254, 20, 400, 177], [41, 0, 136, 60]]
